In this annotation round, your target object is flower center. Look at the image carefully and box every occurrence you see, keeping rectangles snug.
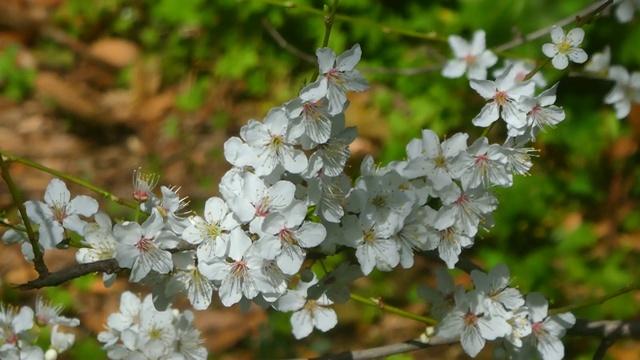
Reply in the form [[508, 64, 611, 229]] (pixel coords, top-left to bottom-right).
[[136, 237, 153, 253], [494, 91, 508, 106]]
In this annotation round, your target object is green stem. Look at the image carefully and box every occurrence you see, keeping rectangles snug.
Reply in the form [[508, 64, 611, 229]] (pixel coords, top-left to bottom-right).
[[0, 152, 48, 275], [321, 0, 339, 49], [548, 281, 640, 315], [350, 293, 438, 325], [522, 58, 550, 82], [0, 150, 138, 210], [309, 0, 340, 82]]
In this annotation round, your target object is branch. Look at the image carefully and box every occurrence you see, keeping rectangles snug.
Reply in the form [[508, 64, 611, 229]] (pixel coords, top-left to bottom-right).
[[308, 336, 456, 360], [261, 18, 316, 64], [300, 319, 640, 360], [0, 153, 48, 276], [1, 151, 137, 209], [495, 0, 614, 52], [14, 259, 119, 290]]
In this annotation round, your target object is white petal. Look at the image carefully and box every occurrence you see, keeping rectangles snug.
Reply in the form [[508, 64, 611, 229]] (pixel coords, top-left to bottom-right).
[[448, 35, 470, 58], [291, 310, 314, 339], [542, 43, 558, 58], [470, 79, 496, 99], [312, 306, 338, 332], [44, 179, 70, 208], [551, 54, 569, 70], [566, 27, 585, 46], [550, 26, 564, 44], [568, 48, 588, 64], [442, 60, 467, 78], [336, 44, 362, 71], [472, 103, 499, 127]]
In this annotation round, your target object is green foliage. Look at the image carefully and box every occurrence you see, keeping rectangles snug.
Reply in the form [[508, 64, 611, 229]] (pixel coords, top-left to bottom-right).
[[0, 45, 35, 101]]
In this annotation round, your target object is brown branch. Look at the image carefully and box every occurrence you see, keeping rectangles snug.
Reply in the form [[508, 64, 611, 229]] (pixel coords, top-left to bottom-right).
[[14, 259, 119, 290], [495, 0, 614, 52]]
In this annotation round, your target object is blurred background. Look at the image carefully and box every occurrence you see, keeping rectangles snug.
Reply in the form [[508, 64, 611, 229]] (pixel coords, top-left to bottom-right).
[[0, 0, 639, 358]]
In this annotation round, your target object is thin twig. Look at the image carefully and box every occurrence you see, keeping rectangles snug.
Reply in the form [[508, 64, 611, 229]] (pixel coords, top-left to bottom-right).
[[299, 319, 640, 360], [593, 337, 615, 360], [0, 153, 48, 276], [1, 151, 137, 209], [495, 0, 614, 52], [548, 281, 640, 315], [261, 18, 316, 64]]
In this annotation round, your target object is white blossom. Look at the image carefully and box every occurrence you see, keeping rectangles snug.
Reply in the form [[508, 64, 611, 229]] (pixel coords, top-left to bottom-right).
[[25, 178, 98, 249], [442, 30, 498, 80], [542, 26, 588, 70]]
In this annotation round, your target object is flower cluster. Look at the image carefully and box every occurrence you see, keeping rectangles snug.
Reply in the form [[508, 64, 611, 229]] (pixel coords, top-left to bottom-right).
[[419, 265, 575, 359], [0, 297, 79, 360], [97, 291, 206, 359], [4, 43, 547, 342], [2, 31, 615, 357]]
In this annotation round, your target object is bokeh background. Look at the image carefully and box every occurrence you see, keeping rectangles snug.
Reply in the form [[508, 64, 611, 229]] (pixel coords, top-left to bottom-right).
[[1, 0, 639, 359]]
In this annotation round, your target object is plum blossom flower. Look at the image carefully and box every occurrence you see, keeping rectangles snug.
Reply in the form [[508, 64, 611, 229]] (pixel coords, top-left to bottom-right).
[[418, 268, 465, 321], [450, 137, 512, 190], [519, 83, 566, 139], [2, 223, 37, 261], [470, 264, 525, 317], [604, 65, 640, 119], [224, 172, 296, 234], [98, 291, 207, 359], [442, 30, 498, 80], [470, 65, 535, 130], [0, 304, 36, 353], [198, 243, 275, 307], [432, 183, 497, 237], [584, 46, 611, 74], [35, 297, 79, 327], [342, 214, 401, 275], [255, 201, 326, 275], [346, 166, 415, 226], [315, 44, 370, 115], [425, 224, 474, 269], [493, 60, 547, 88], [132, 168, 159, 203], [114, 208, 177, 282], [76, 212, 118, 286], [172, 251, 216, 311], [306, 125, 357, 177], [436, 289, 511, 357], [276, 274, 338, 339], [285, 83, 334, 144], [542, 26, 588, 70], [614, 0, 640, 22], [25, 178, 98, 249], [404, 130, 469, 190], [182, 196, 250, 262], [239, 107, 308, 176], [524, 292, 575, 360]]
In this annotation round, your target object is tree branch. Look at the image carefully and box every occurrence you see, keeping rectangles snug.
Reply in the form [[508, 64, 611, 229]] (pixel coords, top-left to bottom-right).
[[495, 0, 614, 52], [14, 259, 120, 290], [300, 319, 640, 360], [261, 18, 316, 64]]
